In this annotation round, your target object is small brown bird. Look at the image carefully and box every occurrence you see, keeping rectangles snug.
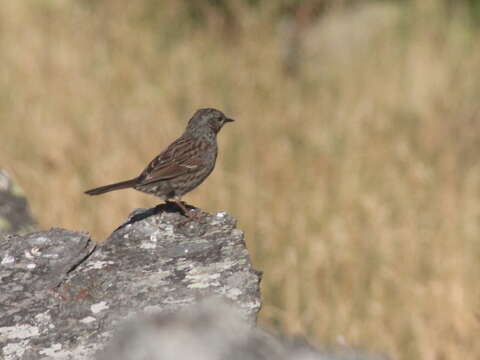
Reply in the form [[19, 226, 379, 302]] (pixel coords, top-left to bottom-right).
[[85, 108, 234, 217]]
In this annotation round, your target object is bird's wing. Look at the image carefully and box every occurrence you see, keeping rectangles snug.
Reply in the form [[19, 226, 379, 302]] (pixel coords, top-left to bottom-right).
[[138, 136, 207, 185]]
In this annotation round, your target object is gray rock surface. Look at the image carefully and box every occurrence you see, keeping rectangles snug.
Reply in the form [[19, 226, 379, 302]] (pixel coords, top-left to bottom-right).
[[0, 204, 261, 359], [0, 169, 37, 234], [0, 228, 96, 359], [0, 202, 385, 360]]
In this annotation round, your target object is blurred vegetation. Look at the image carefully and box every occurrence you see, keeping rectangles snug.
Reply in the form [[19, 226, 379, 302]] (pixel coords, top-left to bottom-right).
[[1, 1, 480, 359]]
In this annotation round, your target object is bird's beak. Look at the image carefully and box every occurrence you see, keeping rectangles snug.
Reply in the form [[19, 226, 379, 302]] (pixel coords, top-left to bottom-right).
[[225, 117, 235, 123]]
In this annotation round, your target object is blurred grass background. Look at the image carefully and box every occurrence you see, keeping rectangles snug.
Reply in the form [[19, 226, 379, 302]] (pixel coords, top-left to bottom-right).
[[1, 0, 480, 358]]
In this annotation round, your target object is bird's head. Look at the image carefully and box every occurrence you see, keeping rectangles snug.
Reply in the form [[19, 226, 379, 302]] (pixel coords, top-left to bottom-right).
[[186, 108, 234, 136]]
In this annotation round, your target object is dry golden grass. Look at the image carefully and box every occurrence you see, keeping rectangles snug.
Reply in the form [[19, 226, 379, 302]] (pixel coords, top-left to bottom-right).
[[1, 1, 480, 359]]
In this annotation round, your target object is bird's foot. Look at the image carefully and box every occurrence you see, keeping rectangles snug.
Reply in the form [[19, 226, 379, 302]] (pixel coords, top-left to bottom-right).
[[178, 208, 207, 226], [173, 200, 206, 224]]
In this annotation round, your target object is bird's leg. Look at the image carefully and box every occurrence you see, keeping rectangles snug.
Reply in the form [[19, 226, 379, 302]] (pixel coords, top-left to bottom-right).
[[174, 198, 205, 225], [174, 199, 193, 217]]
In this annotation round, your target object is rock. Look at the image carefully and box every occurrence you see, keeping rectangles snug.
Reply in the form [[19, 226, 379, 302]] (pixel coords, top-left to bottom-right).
[[0, 169, 37, 234], [0, 228, 96, 360], [0, 228, 95, 292], [0, 203, 385, 360], [98, 298, 387, 360], [0, 204, 261, 359], [97, 298, 284, 360]]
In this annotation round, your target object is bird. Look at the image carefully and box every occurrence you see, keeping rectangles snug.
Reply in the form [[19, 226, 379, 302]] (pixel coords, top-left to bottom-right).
[[84, 108, 234, 218]]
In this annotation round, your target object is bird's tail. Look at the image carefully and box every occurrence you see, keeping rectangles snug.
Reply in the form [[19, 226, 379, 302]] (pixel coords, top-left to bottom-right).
[[84, 178, 138, 196]]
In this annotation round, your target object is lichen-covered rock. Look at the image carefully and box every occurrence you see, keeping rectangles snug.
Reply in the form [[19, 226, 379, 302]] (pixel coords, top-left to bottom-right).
[[0, 228, 95, 359], [0, 169, 37, 234], [0, 203, 384, 360], [0, 204, 261, 359]]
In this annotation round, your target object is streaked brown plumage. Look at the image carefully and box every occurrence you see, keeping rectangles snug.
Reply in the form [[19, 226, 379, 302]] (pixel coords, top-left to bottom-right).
[[85, 108, 234, 216]]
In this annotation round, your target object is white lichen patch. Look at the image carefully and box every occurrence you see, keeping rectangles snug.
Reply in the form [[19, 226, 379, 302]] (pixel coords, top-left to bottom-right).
[[209, 211, 231, 225], [133, 269, 171, 289], [226, 288, 243, 299], [231, 229, 243, 237], [140, 223, 158, 235], [80, 316, 97, 324], [244, 299, 261, 311], [90, 301, 109, 314], [34, 312, 51, 324], [42, 252, 59, 259], [30, 247, 42, 256], [149, 230, 161, 241], [186, 268, 221, 289], [144, 305, 163, 313], [163, 224, 175, 235], [1, 254, 15, 265], [175, 260, 193, 271], [3, 340, 28, 360], [208, 259, 235, 272], [0, 324, 40, 339], [188, 282, 212, 289], [163, 296, 195, 305], [32, 236, 49, 244], [39, 343, 63, 356], [85, 260, 114, 270], [140, 241, 157, 250], [41, 343, 101, 359]]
